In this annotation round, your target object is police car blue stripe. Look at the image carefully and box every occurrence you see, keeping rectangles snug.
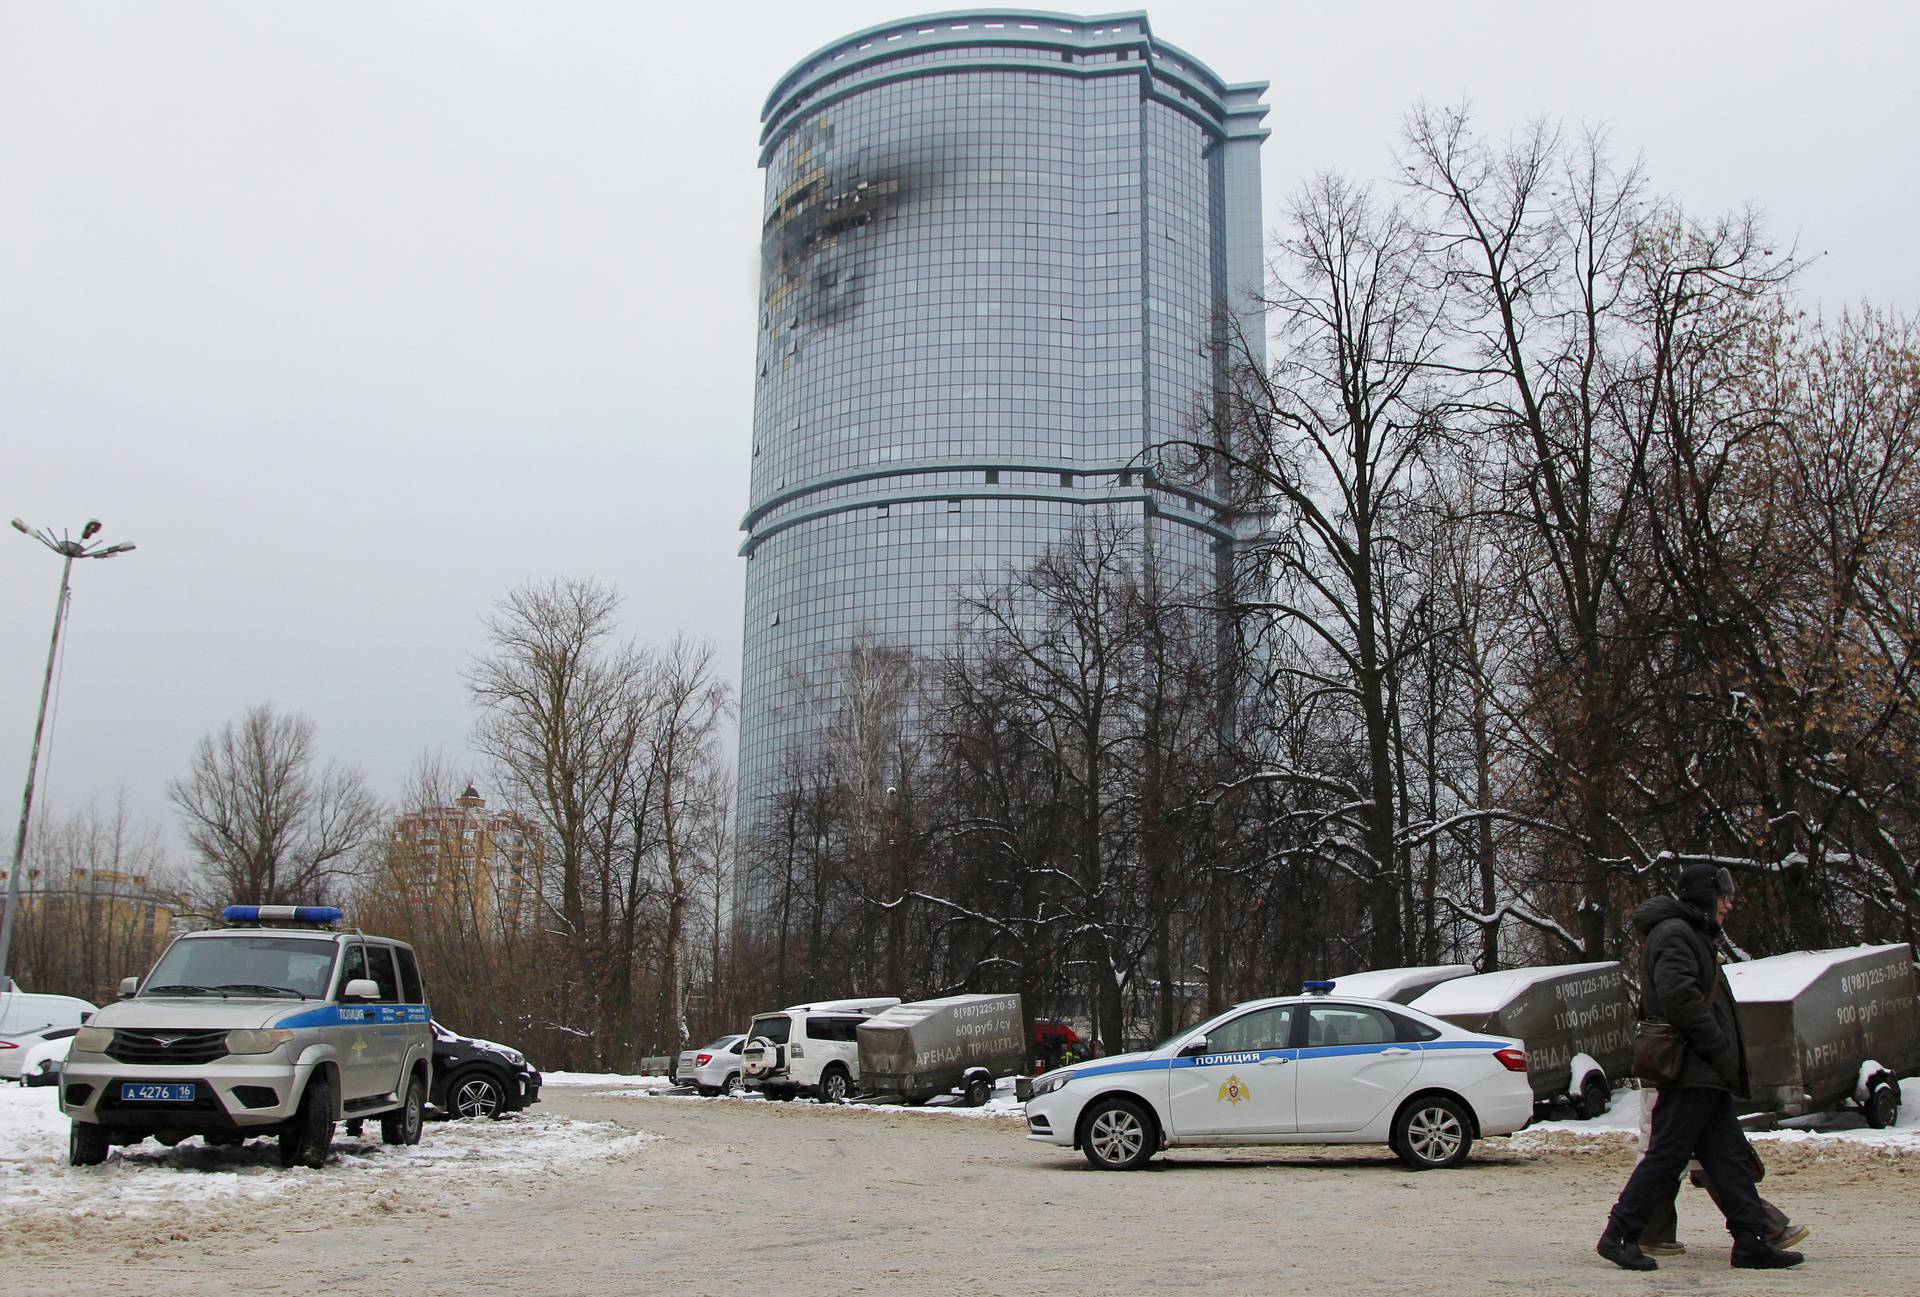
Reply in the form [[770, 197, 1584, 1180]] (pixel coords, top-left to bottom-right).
[[1054, 1038, 1507, 1083], [278, 1004, 431, 1028]]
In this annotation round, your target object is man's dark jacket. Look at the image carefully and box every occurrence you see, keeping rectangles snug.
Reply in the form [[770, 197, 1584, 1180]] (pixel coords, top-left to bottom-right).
[[1633, 896, 1750, 1095]]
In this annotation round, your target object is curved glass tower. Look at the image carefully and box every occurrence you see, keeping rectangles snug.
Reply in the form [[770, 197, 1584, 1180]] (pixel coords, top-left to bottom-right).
[[738, 11, 1268, 910]]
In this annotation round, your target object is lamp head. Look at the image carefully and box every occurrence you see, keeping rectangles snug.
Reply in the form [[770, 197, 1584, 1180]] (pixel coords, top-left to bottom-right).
[[9, 519, 28, 534], [81, 519, 102, 540]]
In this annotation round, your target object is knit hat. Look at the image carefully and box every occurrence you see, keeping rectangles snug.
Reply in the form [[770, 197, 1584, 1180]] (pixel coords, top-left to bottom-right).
[[1678, 863, 1736, 911]]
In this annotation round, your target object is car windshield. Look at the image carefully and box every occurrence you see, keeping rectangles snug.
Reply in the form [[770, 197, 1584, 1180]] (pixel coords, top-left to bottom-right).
[[142, 935, 337, 1001], [748, 1016, 790, 1044], [1153, 1005, 1249, 1053]]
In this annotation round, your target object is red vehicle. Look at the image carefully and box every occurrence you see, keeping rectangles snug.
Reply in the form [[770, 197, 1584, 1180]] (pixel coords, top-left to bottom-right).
[[1031, 1020, 1092, 1072]]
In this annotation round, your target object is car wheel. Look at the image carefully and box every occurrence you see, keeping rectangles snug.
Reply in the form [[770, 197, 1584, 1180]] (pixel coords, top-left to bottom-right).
[[1393, 1095, 1473, 1170], [965, 1075, 993, 1107], [1577, 1073, 1611, 1120], [819, 1066, 852, 1103], [68, 1121, 110, 1167], [723, 1073, 743, 1097], [1081, 1098, 1156, 1171], [1865, 1082, 1900, 1129], [343, 1119, 364, 1137], [449, 1071, 507, 1120], [278, 1075, 334, 1169], [382, 1073, 426, 1145]]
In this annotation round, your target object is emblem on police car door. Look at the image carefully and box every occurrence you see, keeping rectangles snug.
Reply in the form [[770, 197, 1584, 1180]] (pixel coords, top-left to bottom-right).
[[1217, 1075, 1251, 1105]]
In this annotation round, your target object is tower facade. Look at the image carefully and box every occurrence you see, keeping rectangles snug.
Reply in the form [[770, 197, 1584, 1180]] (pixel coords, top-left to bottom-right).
[[738, 12, 1267, 913]]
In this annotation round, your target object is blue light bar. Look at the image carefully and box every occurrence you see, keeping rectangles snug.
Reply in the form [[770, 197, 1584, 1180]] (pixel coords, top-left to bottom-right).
[[221, 905, 344, 925], [1302, 979, 1336, 995]]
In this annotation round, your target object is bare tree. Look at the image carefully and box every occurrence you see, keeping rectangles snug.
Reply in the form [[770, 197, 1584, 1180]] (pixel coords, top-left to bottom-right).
[[1403, 107, 1796, 957], [11, 795, 180, 1001], [168, 704, 378, 906], [1173, 172, 1452, 966], [467, 578, 652, 1065]]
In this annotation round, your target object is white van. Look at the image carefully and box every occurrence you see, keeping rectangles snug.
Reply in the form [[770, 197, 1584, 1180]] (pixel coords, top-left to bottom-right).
[[0, 990, 97, 1037], [740, 997, 900, 1102]]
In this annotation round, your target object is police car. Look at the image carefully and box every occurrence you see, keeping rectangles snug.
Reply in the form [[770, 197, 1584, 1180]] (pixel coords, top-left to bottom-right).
[[60, 905, 434, 1169], [1022, 983, 1534, 1171]]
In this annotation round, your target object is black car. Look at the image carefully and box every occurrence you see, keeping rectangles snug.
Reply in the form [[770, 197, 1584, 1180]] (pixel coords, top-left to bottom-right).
[[429, 1020, 542, 1120]]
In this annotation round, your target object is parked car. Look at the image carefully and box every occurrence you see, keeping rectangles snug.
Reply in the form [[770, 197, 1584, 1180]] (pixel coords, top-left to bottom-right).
[[0, 990, 96, 1037], [7, 1025, 79, 1085], [1022, 983, 1534, 1171], [740, 997, 900, 1101], [675, 1034, 746, 1096], [60, 903, 433, 1168], [428, 1020, 542, 1119]]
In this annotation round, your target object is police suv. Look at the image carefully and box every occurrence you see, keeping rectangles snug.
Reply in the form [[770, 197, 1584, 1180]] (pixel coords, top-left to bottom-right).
[[1021, 983, 1535, 1171], [60, 905, 433, 1168]]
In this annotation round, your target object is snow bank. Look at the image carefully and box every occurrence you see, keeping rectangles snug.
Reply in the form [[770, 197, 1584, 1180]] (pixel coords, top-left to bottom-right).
[[540, 1070, 676, 1090], [611, 1073, 1027, 1119], [1517, 1078, 1920, 1154], [1413, 962, 1618, 1017], [0, 1083, 653, 1218], [1722, 944, 1912, 1001]]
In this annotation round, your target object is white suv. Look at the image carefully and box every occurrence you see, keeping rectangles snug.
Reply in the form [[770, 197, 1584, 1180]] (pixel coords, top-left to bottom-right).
[[740, 997, 900, 1102]]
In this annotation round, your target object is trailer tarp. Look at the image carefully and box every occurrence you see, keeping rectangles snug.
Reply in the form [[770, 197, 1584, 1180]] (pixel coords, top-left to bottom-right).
[[857, 993, 1024, 1101], [1724, 943, 1920, 1117], [1328, 964, 1475, 1005], [1413, 962, 1633, 1100]]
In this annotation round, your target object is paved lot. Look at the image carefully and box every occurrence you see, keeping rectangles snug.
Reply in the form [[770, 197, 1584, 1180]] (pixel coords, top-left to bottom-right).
[[6, 1085, 1917, 1296]]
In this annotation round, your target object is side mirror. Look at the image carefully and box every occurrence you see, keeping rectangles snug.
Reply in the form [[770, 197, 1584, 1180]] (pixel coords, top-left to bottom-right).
[[342, 978, 380, 1002], [1177, 1037, 1209, 1058], [119, 976, 140, 998]]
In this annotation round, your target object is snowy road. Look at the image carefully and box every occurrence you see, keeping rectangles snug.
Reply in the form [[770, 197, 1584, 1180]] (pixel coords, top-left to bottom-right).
[[5, 1079, 1918, 1295]]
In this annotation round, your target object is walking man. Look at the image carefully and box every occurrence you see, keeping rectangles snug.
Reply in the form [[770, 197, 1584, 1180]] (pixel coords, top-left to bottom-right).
[[1597, 864, 1804, 1271]]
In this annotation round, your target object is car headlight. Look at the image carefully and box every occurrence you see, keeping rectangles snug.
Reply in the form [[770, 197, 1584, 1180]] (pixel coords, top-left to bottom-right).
[[225, 1029, 294, 1055], [487, 1045, 526, 1067], [1029, 1069, 1075, 1098], [72, 1026, 113, 1053]]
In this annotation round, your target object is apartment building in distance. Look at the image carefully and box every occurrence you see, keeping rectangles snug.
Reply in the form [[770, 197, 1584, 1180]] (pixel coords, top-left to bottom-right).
[[383, 785, 542, 933]]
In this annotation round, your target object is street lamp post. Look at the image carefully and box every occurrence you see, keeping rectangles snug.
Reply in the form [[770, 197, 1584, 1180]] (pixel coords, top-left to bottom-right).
[[0, 518, 136, 992]]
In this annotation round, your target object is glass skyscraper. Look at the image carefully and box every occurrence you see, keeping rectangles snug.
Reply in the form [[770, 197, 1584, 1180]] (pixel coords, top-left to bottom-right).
[[738, 12, 1267, 912]]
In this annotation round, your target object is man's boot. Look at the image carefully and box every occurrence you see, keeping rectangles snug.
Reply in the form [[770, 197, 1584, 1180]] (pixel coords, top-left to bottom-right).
[[1597, 1228, 1658, 1271], [1731, 1232, 1805, 1269], [1769, 1221, 1809, 1249]]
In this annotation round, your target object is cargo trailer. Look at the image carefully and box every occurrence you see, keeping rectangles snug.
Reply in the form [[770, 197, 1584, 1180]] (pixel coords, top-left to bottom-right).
[[1723, 943, 1920, 1125], [1328, 964, 1475, 1005], [856, 993, 1024, 1106], [1412, 961, 1633, 1118]]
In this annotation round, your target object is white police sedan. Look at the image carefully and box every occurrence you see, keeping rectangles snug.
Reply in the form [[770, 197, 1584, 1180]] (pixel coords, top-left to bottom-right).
[[1023, 985, 1534, 1171]]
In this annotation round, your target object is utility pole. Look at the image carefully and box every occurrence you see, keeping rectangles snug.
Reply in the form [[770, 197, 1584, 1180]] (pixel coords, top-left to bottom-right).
[[1, 518, 136, 991]]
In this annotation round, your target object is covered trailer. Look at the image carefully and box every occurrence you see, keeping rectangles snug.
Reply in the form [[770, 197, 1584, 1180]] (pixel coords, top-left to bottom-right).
[[1328, 964, 1475, 1005], [1723, 943, 1920, 1126], [1412, 961, 1633, 1118], [856, 993, 1024, 1106]]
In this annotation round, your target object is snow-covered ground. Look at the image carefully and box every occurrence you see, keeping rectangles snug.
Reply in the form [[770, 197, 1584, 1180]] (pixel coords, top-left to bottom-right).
[[1517, 1077, 1920, 1154], [9, 1070, 1912, 1219], [0, 1082, 653, 1219]]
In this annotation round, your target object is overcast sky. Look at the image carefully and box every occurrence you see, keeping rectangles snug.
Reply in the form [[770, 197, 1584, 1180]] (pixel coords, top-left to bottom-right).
[[4, 0, 1917, 864]]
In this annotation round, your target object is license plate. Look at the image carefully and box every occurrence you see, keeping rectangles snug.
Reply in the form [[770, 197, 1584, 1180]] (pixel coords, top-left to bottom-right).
[[120, 1082, 196, 1103]]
